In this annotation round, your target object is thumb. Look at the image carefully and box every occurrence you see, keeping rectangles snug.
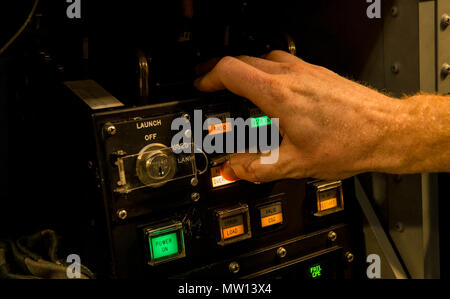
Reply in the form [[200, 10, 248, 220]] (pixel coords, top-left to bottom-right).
[[220, 151, 286, 183]]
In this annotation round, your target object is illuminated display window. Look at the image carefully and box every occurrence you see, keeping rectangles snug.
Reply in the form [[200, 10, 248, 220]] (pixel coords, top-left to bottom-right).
[[215, 204, 252, 246], [208, 122, 232, 135], [318, 189, 338, 211], [311, 180, 344, 217], [222, 214, 245, 240], [259, 202, 283, 228], [206, 112, 232, 135], [150, 232, 179, 260], [211, 165, 237, 188], [145, 222, 185, 266], [251, 116, 272, 128]]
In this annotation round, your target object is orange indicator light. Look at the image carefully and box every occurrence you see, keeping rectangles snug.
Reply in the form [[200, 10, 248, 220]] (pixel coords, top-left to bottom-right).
[[222, 224, 245, 239], [261, 213, 283, 228], [208, 122, 232, 135], [318, 197, 338, 211]]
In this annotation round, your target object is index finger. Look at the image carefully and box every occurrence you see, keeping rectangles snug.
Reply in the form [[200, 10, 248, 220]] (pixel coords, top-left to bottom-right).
[[194, 56, 283, 116]]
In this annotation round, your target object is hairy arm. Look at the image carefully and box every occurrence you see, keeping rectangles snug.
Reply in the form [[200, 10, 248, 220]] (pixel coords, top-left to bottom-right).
[[194, 50, 450, 182], [375, 94, 450, 174]]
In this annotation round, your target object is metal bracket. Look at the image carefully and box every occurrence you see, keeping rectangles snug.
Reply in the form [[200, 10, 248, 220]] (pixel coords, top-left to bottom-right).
[[355, 177, 408, 279]]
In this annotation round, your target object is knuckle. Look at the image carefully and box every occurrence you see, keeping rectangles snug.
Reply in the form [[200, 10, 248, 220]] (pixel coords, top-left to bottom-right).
[[216, 56, 237, 70], [264, 76, 288, 99], [236, 55, 251, 61], [280, 62, 298, 73], [267, 49, 286, 58]]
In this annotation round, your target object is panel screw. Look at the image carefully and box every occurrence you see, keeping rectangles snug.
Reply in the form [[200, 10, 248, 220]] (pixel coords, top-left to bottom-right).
[[391, 63, 400, 74], [191, 192, 200, 202], [393, 221, 404, 232], [441, 63, 450, 78], [328, 231, 337, 242], [190, 177, 199, 187], [229, 261, 240, 274], [345, 252, 355, 263], [184, 129, 192, 138], [441, 13, 450, 29], [182, 113, 190, 120], [391, 6, 398, 17], [117, 209, 127, 220], [277, 247, 287, 258], [105, 124, 117, 136]]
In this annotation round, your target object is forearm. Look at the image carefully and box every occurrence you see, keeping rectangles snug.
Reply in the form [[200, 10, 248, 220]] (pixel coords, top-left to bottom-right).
[[371, 94, 450, 174]]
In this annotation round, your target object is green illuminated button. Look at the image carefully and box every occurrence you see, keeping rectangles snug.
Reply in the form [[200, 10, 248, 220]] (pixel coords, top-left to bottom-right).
[[251, 116, 272, 128], [145, 221, 185, 266], [150, 232, 179, 259]]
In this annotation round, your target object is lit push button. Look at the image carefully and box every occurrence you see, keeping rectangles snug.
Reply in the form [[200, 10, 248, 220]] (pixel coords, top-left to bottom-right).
[[312, 180, 344, 217], [144, 221, 185, 266], [215, 204, 251, 246], [211, 165, 236, 188], [223, 215, 245, 240], [259, 202, 283, 228], [208, 122, 232, 135], [249, 107, 272, 128], [251, 116, 272, 128], [205, 112, 232, 135]]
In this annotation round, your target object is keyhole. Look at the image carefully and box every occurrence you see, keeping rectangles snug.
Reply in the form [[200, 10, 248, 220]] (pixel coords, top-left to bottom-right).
[[159, 166, 164, 177]]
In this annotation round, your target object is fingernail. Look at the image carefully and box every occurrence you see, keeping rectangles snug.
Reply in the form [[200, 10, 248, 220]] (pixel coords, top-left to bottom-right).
[[220, 161, 239, 181]]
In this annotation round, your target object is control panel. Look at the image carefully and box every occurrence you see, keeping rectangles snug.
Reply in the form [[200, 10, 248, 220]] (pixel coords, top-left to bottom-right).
[[79, 91, 363, 279]]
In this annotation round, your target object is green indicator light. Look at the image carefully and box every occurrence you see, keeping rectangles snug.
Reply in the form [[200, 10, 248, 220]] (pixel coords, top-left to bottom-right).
[[150, 232, 179, 260], [309, 264, 323, 278], [251, 116, 272, 128]]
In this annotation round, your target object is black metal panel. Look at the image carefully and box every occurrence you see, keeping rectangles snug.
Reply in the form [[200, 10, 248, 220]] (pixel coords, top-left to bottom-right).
[[86, 94, 364, 278]]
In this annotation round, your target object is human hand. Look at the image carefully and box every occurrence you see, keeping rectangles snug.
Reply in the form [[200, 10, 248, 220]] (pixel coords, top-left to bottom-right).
[[194, 50, 409, 182]]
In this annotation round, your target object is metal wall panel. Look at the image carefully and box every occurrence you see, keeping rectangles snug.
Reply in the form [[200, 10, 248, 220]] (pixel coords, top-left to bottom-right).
[[358, 0, 442, 279], [437, 0, 450, 93], [383, 0, 421, 96]]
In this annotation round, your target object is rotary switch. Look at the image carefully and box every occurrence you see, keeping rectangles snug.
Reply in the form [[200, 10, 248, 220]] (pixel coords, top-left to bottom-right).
[[136, 143, 177, 187]]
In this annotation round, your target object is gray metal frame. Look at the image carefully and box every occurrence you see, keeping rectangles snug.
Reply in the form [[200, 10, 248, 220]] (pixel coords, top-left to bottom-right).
[[355, 0, 447, 279]]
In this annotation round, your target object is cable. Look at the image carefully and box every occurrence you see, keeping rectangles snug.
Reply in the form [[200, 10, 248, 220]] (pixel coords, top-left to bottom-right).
[[0, 0, 39, 56]]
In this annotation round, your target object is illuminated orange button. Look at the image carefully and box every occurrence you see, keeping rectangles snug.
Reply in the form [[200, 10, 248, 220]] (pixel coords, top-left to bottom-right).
[[212, 175, 235, 188], [222, 224, 244, 239], [208, 122, 232, 135], [319, 197, 338, 211], [261, 213, 283, 228]]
